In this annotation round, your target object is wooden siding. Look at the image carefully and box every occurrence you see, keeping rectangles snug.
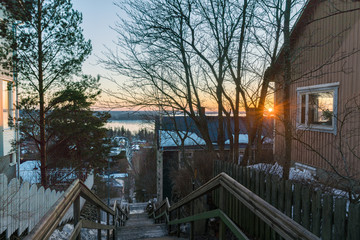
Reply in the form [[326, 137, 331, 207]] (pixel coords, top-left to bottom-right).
[[274, 0, 360, 177]]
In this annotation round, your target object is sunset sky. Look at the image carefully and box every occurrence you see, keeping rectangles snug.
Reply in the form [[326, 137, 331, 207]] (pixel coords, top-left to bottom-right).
[[71, 1, 274, 113], [72, 0, 125, 109]]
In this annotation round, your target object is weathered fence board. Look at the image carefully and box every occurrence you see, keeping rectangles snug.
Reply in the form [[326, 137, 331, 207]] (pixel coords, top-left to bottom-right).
[[214, 160, 355, 240], [0, 173, 93, 238], [347, 203, 360, 240]]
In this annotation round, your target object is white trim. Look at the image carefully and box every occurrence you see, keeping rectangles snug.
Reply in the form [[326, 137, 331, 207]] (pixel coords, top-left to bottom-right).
[[296, 83, 338, 134], [296, 82, 339, 91]]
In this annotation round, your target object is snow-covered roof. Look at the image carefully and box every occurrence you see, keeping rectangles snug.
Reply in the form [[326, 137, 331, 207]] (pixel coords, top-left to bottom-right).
[[160, 131, 206, 147], [224, 134, 249, 144], [224, 134, 273, 144]]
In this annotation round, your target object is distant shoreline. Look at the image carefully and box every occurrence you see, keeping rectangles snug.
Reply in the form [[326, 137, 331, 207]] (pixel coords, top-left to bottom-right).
[[100, 110, 246, 121]]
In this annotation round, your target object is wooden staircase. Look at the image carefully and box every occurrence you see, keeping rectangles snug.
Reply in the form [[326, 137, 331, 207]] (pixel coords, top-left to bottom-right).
[[116, 212, 168, 239], [116, 203, 185, 240]]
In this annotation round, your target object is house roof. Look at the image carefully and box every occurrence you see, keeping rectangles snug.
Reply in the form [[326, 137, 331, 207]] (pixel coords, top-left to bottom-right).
[[160, 131, 206, 147], [274, 0, 318, 70], [160, 116, 274, 143]]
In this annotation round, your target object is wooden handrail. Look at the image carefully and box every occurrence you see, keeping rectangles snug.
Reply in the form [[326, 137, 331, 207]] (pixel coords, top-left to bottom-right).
[[24, 179, 128, 240], [153, 172, 319, 240]]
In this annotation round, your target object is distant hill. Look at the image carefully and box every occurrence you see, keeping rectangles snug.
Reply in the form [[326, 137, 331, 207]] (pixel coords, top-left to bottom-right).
[[101, 111, 158, 121]]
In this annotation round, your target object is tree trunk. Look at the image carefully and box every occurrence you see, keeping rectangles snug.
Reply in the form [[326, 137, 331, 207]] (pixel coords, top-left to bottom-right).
[[37, 0, 47, 187], [217, 85, 225, 160], [283, 0, 292, 180]]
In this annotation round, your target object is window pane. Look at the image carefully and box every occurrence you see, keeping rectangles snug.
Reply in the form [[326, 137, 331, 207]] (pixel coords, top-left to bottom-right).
[[308, 91, 333, 126], [301, 94, 306, 124]]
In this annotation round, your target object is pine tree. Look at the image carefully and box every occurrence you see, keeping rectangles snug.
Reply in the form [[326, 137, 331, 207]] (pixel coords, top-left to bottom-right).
[[4, 0, 91, 186]]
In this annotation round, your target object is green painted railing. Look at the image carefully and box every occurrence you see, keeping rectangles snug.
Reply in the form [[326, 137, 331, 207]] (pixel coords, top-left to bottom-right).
[[150, 172, 320, 240]]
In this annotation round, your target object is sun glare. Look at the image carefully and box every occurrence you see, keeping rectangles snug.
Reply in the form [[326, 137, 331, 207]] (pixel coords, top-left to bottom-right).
[[268, 108, 273, 112]]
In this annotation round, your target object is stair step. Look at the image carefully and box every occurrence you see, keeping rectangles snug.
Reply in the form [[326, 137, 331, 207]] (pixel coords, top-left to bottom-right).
[[117, 213, 169, 240]]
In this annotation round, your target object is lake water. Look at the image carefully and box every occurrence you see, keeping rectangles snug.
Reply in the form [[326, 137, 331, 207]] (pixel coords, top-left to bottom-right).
[[105, 120, 154, 133]]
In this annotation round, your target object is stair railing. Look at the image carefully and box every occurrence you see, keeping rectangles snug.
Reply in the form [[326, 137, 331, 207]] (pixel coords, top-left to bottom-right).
[[148, 197, 170, 224], [24, 179, 128, 240], [152, 172, 320, 240]]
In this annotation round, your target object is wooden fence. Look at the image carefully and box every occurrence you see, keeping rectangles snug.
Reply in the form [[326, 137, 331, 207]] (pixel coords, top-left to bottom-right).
[[0, 173, 94, 239], [214, 160, 360, 240]]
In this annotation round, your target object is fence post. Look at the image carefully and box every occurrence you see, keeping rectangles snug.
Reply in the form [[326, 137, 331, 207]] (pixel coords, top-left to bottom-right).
[[113, 207, 116, 240], [73, 196, 81, 240], [97, 207, 101, 240], [107, 212, 110, 240], [219, 186, 226, 240], [176, 208, 180, 237], [190, 200, 194, 240]]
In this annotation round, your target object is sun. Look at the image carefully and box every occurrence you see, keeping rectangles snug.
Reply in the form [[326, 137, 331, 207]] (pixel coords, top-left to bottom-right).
[[268, 108, 273, 112]]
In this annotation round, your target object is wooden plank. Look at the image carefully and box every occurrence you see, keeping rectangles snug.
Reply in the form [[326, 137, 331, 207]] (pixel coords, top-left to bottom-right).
[[284, 181, 292, 218], [234, 166, 240, 226], [278, 179, 285, 213], [271, 176, 278, 240], [311, 190, 321, 237], [322, 194, 333, 240], [249, 169, 256, 237], [0, 174, 8, 235], [73, 196, 81, 240], [220, 175, 319, 240], [254, 170, 260, 238], [218, 210, 249, 240], [265, 175, 271, 240], [107, 212, 110, 240], [97, 207, 101, 240], [19, 182, 30, 235], [293, 183, 302, 224], [245, 168, 250, 233], [333, 198, 346, 240], [82, 219, 115, 230], [301, 187, 310, 230], [259, 172, 265, 240], [347, 203, 360, 240], [69, 220, 83, 240]]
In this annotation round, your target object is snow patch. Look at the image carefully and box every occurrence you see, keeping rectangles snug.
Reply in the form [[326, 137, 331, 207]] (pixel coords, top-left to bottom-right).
[[50, 222, 108, 240], [160, 131, 206, 147], [248, 162, 315, 181], [20, 160, 41, 184]]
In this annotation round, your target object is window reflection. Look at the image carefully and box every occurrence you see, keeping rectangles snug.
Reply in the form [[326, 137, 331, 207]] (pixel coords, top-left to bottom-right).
[[308, 92, 333, 126]]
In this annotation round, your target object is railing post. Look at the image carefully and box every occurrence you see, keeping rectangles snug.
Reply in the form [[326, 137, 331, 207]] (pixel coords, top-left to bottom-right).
[[73, 196, 81, 240], [219, 185, 226, 240], [177, 208, 180, 237], [97, 207, 101, 240], [168, 209, 171, 235], [107, 212, 110, 240], [113, 208, 116, 240], [190, 200, 194, 240]]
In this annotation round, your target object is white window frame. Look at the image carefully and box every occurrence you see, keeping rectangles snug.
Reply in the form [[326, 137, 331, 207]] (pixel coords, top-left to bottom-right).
[[296, 82, 338, 134]]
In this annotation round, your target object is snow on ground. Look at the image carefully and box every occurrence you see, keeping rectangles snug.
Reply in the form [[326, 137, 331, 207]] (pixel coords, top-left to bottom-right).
[[50, 222, 108, 240], [160, 131, 206, 147], [130, 209, 145, 214], [247, 162, 356, 201]]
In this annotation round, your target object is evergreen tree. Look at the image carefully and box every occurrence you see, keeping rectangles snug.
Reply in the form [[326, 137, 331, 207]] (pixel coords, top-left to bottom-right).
[[47, 76, 110, 171], [4, 0, 91, 186]]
